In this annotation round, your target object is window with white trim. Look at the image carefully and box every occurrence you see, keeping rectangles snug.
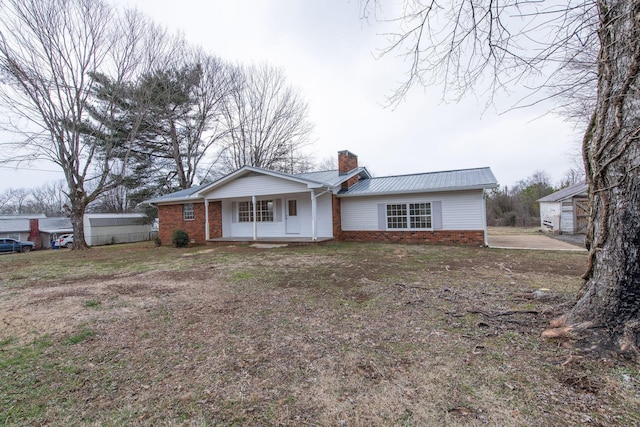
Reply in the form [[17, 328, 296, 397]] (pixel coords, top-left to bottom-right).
[[238, 200, 275, 222], [387, 202, 431, 229], [183, 203, 194, 220], [238, 201, 252, 222]]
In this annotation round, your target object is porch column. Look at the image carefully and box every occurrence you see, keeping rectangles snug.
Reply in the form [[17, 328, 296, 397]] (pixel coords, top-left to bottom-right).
[[204, 199, 210, 240], [311, 191, 317, 241], [252, 195, 257, 241], [482, 189, 488, 246]]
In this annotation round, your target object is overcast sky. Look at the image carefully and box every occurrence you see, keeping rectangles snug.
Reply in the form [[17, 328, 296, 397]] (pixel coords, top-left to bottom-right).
[[0, 0, 583, 192]]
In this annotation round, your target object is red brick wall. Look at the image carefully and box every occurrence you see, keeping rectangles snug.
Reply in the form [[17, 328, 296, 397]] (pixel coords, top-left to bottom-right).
[[339, 230, 485, 246], [29, 218, 42, 249], [158, 203, 206, 245], [208, 201, 223, 239]]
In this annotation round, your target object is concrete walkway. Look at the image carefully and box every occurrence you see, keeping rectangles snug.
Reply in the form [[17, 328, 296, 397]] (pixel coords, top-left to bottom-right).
[[488, 234, 587, 251]]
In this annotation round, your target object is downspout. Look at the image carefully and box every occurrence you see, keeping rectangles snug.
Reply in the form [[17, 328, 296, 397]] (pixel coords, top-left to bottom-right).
[[252, 195, 257, 241], [311, 192, 317, 241], [482, 189, 489, 247], [205, 199, 210, 240]]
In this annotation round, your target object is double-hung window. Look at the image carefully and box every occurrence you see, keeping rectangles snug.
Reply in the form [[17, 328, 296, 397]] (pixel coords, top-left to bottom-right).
[[238, 201, 252, 222], [238, 200, 274, 222], [386, 202, 431, 229], [183, 203, 194, 220]]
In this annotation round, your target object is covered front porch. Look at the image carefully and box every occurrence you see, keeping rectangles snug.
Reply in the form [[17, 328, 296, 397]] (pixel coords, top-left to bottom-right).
[[204, 190, 335, 242]]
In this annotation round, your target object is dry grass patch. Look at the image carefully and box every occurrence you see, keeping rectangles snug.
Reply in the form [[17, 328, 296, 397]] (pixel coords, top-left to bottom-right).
[[1, 242, 639, 426]]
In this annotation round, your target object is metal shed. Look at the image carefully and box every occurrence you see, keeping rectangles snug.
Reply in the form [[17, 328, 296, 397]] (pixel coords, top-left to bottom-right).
[[84, 213, 154, 246]]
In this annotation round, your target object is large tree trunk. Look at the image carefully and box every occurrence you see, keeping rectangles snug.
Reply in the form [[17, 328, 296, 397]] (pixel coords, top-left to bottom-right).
[[548, 0, 640, 357]]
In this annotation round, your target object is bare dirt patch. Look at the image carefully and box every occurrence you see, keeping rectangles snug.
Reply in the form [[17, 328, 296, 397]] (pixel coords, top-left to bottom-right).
[[1, 242, 638, 426]]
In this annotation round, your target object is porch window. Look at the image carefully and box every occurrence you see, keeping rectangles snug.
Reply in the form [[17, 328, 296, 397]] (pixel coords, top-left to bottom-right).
[[386, 202, 431, 229], [183, 203, 194, 220], [256, 200, 274, 222], [238, 201, 252, 222], [238, 200, 274, 222]]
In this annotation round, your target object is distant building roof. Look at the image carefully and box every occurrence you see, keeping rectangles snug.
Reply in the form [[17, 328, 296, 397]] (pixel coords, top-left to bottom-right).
[[39, 217, 72, 234], [0, 219, 29, 233], [339, 167, 498, 197], [538, 182, 588, 203], [85, 213, 149, 227]]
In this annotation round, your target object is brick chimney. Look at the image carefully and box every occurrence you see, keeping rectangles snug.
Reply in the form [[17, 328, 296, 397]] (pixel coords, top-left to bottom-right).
[[338, 150, 360, 190], [338, 150, 358, 175], [28, 218, 42, 249]]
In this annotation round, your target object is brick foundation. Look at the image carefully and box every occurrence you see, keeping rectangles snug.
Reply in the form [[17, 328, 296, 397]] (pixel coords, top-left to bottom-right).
[[339, 230, 485, 246]]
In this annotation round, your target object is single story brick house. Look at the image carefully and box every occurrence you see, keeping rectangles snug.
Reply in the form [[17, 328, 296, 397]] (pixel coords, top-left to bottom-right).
[[148, 151, 498, 246]]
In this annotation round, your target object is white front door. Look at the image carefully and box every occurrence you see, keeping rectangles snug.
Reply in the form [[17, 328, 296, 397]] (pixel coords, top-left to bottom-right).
[[285, 199, 300, 234]]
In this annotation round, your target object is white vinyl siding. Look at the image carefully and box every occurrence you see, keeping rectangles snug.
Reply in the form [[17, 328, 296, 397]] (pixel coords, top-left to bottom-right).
[[340, 190, 485, 231], [204, 174, 309, 199]]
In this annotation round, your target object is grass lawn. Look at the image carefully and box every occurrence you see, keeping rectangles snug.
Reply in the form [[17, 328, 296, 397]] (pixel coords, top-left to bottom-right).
[[1, 241, 638, 426]]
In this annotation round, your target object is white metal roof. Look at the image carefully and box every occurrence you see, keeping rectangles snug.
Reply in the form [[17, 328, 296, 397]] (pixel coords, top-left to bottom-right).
[[85, 213, 149, 227], [144, 166, 497, 203], [294, 168, 369, 187], [339, 167, 498, 197], [144, 184, 207, 204], [538, 182, 588, 203]]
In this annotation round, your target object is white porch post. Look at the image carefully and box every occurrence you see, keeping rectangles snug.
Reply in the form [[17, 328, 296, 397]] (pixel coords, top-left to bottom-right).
[[311, 191, 317, 241], [252, 195, 257, 241], [482, 189, 489, 246], [205, 199, 210, 240]]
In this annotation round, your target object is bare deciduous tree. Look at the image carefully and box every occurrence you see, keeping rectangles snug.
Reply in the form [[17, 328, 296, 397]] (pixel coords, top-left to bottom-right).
[[0, 181, 67, 215], [217, 63, 314, 175], [364, 0, 640, 357], [29, 181, 67, 216], [0, 0, 167, 249]]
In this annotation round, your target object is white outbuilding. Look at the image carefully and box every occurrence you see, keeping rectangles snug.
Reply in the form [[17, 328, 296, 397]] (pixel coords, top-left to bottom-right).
[[538, 182, 589, 234], [84, 213, 155, 246]]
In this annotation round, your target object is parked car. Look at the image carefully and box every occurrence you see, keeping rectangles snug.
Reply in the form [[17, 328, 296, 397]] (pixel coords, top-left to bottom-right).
[[0, 238, 35, 253], [58, 234, 74, 249]]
